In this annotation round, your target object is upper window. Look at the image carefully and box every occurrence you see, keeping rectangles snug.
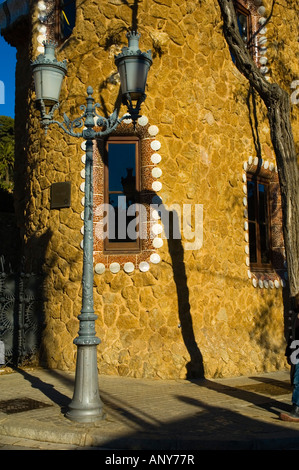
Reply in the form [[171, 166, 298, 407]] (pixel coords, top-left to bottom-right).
[[104, 137, 140, 253], [236, 6, 250, 43], [55, 0, 76, 43], [247, 175, 272, 270], [233, 1, 253, 56]]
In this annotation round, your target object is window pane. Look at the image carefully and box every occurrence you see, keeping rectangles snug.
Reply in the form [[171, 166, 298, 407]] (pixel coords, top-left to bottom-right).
[[106, 141, 138, 245], [108, 195, 138, 242], [108, 143, 136, 193], [260, 224, 270, 264], [61, 0, 76, 39], [247, 176, 272, 268], [249, 221, 257, 263], [247, 180, 256, 221], [232, 2, 253, 62], [258, 183, 270, 263], [237, 13, 248, 43], [258, 183, 267, 224]]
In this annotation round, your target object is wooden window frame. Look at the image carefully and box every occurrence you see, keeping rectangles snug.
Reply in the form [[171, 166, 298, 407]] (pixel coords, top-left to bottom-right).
[[103, 136, 141, 254], [247, 174, 273, 272]]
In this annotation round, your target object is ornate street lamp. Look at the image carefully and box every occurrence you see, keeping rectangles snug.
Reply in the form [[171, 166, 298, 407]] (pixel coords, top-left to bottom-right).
[[31, 32, 152, 423], [115, 31, 152, 125]]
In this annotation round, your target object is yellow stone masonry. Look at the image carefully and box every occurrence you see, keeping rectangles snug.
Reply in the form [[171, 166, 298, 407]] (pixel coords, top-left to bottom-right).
[[19, 0, 299, 379]]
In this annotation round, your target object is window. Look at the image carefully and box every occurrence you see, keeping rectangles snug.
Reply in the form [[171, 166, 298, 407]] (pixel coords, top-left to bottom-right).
[[55, 0, 76, 43], [247, 175, 272, 270], [104, 137, 140, 253], [93, 119, 162, 271], [233, 1, 253, 56], [236, 4, 250, 44]]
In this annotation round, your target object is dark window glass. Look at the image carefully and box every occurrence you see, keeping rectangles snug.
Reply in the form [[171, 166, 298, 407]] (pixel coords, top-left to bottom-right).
[[247, 176, 271, 269], [61, 0, 76, 39], [258, 184, 267, 223], [232, 1, 252, 61], [105, 139, 140, 251], [247, 180, 256, 221], [237, 12, 248, 43], [55, 0, 76, 42], [258, 184, 270, 263], [108, 143, 136, 193], [249, 222, 257, 263]]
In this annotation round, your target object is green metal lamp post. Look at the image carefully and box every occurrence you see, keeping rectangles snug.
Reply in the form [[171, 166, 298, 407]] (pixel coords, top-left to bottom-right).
[[31, 32, 152, 423]]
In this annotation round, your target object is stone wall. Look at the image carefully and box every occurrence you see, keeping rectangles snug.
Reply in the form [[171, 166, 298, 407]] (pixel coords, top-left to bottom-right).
[[17, 0, 299, 378]]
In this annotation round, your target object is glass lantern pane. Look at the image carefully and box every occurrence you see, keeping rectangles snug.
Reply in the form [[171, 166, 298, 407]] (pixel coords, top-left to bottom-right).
[[34, 67, 64, 104]]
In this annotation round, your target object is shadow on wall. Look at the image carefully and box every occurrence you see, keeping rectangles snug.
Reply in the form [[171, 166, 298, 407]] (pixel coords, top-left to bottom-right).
[[26, 227, 83, 370], [0, 190, 21, 270], [166, 209, 205, 379], [127, 186, 205, 379]]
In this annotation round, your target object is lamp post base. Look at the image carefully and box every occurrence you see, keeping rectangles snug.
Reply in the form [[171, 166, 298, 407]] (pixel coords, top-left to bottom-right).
[[66, 344, 104, 423]]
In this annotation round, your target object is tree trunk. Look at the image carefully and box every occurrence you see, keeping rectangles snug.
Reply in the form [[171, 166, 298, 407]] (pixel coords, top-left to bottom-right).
[[266, 88, 299, 304], [217, 0, 299, 305]]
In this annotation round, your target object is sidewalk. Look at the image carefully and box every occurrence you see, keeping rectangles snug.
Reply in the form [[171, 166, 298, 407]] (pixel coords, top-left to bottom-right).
[[1, 367, 299, 450]]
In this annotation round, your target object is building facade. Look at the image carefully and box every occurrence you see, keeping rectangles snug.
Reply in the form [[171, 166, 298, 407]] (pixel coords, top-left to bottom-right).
[[1, 0, 299, 379]]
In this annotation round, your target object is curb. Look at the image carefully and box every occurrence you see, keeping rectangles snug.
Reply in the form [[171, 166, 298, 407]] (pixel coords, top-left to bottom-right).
[[2, 421, 299, 450]]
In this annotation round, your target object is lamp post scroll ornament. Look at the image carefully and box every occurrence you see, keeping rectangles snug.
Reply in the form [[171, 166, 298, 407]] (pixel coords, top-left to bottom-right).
[[31, 32, 152, 423]]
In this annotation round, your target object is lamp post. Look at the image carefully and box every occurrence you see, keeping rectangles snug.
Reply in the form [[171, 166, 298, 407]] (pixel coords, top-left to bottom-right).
[[31, 32, 152, 423]]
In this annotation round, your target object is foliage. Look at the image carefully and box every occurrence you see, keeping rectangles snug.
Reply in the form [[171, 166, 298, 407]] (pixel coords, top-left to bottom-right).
[[0, 115, 15, 192]]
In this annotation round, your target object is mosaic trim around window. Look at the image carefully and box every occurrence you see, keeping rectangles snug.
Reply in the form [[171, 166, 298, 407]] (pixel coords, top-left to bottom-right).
[[242, 156, 287, 289], [79, 116, 164, 275]]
